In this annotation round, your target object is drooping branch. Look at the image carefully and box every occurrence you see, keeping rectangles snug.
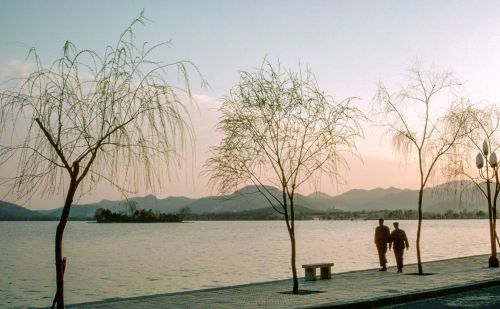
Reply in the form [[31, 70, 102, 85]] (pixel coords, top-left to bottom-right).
[[0, 12, 206, 203], [206, 59, 364, 213]]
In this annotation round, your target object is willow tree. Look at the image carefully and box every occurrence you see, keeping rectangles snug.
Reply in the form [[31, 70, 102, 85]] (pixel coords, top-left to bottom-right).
[[446, 104, 500, 267], [0, 14, 203, 308], [375, 66, 468, 274], [206, 60, 364, 294]]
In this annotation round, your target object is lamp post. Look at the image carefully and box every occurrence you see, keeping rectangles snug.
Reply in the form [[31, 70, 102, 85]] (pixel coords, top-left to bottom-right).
[[476, 140, 500, 268]]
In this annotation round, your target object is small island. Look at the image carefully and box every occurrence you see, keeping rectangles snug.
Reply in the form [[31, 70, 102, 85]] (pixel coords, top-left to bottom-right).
[[94, 208, 185, 223]]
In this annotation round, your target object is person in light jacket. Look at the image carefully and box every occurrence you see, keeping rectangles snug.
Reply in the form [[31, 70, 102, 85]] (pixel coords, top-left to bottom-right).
[[389, 222, 409, 273]]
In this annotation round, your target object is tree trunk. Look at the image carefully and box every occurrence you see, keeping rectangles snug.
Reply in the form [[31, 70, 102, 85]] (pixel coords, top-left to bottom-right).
[[289, 228, 298, 294], [416, 186, 423, 275], [287, 196, 298, 294], [493, 195, 497, 258], [494, 170, 499, 255], [282, 187, 299, 294], [494, 211, 498, 259], [52, 177, 78, 308], [485, 177, 499, 267]]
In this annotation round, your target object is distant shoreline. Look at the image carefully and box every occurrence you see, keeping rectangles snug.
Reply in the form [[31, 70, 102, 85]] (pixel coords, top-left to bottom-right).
[[94, 208, 185, 223], [1, 204, 492, 222], [0, 217, 492, 222]]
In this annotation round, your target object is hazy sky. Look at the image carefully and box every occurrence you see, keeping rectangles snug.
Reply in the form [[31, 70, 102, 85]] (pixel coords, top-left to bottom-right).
[[2, 0, 500, 209]]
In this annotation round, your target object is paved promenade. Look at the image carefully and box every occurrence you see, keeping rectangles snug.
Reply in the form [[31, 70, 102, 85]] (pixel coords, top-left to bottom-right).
[[68, 254, 500, 308]]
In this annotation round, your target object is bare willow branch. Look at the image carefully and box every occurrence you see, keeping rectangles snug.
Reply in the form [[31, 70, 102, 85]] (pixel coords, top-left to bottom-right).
[[204, 59, 364, 293], [0, 13, 205, 307], [373, 64, 467, 274], [0, 14, 206, 200]]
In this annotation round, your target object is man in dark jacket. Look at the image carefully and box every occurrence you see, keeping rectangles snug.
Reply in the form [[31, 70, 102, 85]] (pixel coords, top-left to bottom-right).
[[389, 222, 410, 273], [374, 218, 391, 271]]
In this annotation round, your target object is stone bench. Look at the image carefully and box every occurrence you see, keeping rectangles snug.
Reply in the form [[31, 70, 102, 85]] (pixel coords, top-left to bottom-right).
[[302, 262, 334, 281]]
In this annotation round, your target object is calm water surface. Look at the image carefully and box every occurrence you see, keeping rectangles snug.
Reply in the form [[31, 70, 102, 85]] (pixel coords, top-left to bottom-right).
[[0, 220, 492, 308]]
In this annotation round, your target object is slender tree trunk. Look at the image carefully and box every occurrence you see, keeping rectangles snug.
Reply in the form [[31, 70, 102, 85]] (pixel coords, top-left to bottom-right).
[[494, 201, 498, 258], [52, 176, 78, 308], [282, 186, 299, 294], [289, 228, 298, 294], [493, 197, 497, 258], [487, 178, 493, 254], [493, 170, 499, 256], [416, 186, 424, 274], [485, 177, 499, 267], [289, 197, 298, 294]]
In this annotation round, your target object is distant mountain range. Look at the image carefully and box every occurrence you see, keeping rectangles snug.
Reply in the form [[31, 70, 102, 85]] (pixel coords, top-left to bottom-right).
[[31, 185, 337, 219], [36, 195, 197, 218], [0, 181, 486, 220], [331, 181, 484, 212], [0, 200, 44, 219]]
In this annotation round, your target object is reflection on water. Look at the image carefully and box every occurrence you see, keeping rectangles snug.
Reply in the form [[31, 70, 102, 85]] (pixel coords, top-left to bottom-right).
[[0, 220, 491, 308]]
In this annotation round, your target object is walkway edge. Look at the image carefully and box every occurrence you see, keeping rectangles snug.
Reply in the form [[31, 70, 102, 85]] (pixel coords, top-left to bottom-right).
[[59, 254, 500, 309], [310, 277, 500, 308]]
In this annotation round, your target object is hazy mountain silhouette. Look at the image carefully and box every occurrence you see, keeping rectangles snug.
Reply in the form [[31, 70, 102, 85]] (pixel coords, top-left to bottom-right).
[[38, 195, 195, 218], [188, 204, 325, 220], [183, 185, 336, 214], [0, 201, 43, 219], [0, 181, 486, 219], [332, 181, 483, 212]]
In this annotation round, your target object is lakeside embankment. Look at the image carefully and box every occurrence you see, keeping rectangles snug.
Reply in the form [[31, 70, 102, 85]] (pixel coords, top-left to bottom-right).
[[66, 254, 500, 308]]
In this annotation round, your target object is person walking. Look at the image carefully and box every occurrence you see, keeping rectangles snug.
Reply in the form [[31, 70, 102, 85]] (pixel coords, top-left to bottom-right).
[[374, 218, 391, 271], [389, 222, 409, 273]]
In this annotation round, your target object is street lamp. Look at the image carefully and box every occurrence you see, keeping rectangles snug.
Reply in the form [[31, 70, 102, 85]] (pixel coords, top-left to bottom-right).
[[475, 140, 500, 268]]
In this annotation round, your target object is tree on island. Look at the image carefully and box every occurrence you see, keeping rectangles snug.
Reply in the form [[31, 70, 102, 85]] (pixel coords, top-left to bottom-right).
[[206, 60, 364, 294], [94, 207, 185, 223], [0, 13, 204, 308], [374, 65, 468, 274], [446, 104, 500, 267]]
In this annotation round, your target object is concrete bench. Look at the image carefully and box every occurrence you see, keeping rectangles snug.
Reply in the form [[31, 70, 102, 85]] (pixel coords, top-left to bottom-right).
[[302, 262, 334, 281]]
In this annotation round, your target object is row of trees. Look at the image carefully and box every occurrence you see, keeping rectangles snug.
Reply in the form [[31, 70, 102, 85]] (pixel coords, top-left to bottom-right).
[[206, 62, 500, 290], [1, 14, 500, 306], [94, 208, 185, 223], [323, 209, 490, 220], [186, 209, 490, 221], [375, 71, 500, 270]]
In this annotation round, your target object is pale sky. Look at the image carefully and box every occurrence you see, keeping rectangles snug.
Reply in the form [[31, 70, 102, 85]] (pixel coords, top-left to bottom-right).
[[2, 0, 500, 209]]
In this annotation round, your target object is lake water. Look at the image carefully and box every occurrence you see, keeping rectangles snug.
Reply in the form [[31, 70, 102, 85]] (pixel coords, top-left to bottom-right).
[[0, 220, 493, 308]]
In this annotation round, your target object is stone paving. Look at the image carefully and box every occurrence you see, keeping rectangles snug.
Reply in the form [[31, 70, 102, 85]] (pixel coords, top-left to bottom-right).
[[67, 254, 500, 308], [384, 284, 500, 308]]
